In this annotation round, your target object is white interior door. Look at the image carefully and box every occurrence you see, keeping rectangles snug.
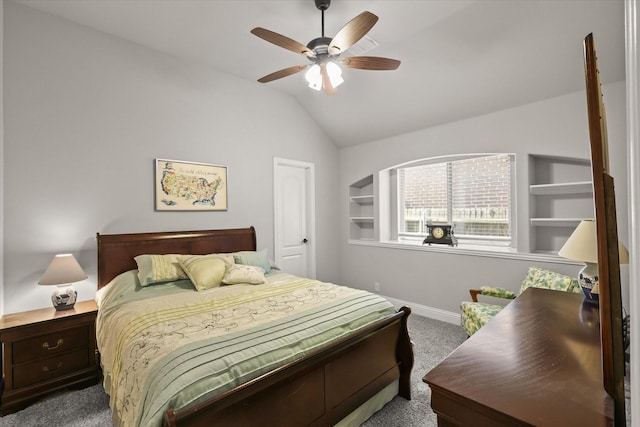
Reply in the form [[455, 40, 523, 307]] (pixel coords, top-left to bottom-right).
[[274, 158, 315, 279]]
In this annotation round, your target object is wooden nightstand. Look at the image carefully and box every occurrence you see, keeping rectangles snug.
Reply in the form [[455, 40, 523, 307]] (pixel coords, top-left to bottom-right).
[[0, 300, 101, 415]]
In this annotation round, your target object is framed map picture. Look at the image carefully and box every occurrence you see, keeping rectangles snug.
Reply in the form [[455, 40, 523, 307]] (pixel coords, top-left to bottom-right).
[[155, 159, 228, 211]]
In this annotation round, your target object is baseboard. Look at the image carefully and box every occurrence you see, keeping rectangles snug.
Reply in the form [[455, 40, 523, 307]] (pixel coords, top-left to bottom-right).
[[383, 295, 460, 325]]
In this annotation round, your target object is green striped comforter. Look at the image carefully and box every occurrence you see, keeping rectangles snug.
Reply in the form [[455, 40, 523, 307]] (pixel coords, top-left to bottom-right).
[[96, 271, 396, 427]]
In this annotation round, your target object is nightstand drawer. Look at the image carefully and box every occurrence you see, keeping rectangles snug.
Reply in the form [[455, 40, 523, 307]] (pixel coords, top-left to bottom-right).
[[12, 325, 90, 364], [13, 348, 90, 388]]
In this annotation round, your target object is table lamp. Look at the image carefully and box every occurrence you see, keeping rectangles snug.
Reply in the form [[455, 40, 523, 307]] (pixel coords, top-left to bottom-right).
[[38, 254, 87, 310], [558, 219, 629, 303]]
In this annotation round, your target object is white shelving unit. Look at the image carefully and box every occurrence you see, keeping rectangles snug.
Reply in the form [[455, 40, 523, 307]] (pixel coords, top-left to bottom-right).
[[530, 218, 586, 227], [350, 195, 374, 204], [529, 155, 593, 253], [349, 175, 375, 240], [529, 181, 592, 195], [350, 217, 374, 222]]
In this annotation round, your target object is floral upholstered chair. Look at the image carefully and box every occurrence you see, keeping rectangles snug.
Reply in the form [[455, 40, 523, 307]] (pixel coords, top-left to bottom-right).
[[460, 266, 581, 336]]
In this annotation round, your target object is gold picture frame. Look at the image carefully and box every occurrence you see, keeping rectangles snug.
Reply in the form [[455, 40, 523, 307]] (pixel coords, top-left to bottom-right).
[[154, 159, 228, 211]]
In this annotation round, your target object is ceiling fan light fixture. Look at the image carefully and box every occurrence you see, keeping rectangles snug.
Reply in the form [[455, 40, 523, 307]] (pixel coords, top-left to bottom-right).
[[305, 64, 322, 90], [252, 2, 400, 94], [326, 61, 344, 88]]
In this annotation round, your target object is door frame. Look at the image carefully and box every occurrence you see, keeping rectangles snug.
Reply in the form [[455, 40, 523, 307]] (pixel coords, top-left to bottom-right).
[[273, 157, 316, 279]]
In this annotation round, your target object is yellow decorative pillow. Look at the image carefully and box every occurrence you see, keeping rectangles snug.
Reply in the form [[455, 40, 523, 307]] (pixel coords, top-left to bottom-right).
[[222, 264, 266, 285], [178, 254, 231, 291], [134, 254, 188, 287]]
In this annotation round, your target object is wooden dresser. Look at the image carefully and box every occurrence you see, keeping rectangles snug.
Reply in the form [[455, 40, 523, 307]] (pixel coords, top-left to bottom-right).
[[0, 300, 101, 414], [423, 287, 614, 426]]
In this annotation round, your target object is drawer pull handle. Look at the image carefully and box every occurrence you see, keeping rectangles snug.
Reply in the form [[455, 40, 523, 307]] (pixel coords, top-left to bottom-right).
[[42, 338, 64, 350], [42, 362, 63, 373]]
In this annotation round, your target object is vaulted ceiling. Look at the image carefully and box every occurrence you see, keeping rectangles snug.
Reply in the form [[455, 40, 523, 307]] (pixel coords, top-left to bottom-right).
[[17, 0, 625, 147]]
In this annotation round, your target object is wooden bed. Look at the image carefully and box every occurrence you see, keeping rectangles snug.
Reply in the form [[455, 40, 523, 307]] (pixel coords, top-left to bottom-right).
[[96, 226, 414, 427]]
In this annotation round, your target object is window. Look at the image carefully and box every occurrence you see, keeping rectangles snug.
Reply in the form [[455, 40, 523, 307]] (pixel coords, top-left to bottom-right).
[[397, 154, 514, 247]]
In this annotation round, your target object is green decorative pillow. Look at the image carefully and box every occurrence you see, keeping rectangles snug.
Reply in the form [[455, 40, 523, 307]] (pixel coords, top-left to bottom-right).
[[233, 249, 271, 274], [134, 254, 188, 287], [222, 264, 266, 285], [178, 254, 232, 291], [519, 266, 580, 294]]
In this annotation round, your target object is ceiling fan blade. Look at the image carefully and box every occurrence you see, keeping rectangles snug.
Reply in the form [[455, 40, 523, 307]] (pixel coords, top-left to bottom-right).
[[328, 11, 378, 56], [321, 63, 337, 95], [257, 64, 309, 83], [251, 27, 315, 57], [340, 56, 401, 70]]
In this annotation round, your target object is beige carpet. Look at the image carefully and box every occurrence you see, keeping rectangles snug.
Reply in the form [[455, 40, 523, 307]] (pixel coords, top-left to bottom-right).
[[361, 314, 468, 427]]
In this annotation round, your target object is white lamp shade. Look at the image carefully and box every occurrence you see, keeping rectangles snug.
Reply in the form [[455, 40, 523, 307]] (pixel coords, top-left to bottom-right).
[[38, 254, 88, 286], [558, 219, 629, 265], [305, 64, 322, 91], [326, 61, 344, 88]]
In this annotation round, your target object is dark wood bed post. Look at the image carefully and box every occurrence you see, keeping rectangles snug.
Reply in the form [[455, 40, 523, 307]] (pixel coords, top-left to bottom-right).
[[164, 409, 177, 427], [397, 306, 414, 399], [584, 33, 626, 426]]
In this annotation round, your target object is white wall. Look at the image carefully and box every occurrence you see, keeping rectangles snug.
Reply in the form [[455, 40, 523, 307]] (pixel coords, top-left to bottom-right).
[[0, 1, 5, 317], [625, 0, 639, 423], [2, 2, 339, 313], [338, 81, 628, 317]]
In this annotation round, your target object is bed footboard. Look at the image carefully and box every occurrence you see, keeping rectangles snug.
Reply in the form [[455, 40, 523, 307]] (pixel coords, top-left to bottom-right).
[[163, 306, 413, 427]]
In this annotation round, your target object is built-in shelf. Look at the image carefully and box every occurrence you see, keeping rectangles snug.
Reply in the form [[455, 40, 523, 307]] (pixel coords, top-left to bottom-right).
[[349, 175, 375, 240], [529, 181, 592, 195], [528, 155, 593, 253], [350, 217, 374, 222], [350, 195, 374, 204], [530, 218, 585, 227]]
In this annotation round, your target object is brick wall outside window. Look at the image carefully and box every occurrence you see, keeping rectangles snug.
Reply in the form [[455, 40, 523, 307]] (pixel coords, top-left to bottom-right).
[[399, 154, 512, 239]]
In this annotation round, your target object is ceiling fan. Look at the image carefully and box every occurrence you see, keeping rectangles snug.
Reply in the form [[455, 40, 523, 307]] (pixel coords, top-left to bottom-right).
[[251, 0, 401, 95]]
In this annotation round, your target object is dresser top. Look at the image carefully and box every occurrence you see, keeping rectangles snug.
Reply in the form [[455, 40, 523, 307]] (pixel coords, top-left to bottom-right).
[[424, 287, 614, 426]]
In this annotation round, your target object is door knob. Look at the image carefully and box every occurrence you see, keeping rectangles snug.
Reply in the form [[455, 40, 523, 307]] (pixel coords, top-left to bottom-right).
[[302, 238, 308, 244]]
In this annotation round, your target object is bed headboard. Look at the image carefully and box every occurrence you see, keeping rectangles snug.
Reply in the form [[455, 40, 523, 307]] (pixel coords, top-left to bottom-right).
[[96, 226, 257, 289]]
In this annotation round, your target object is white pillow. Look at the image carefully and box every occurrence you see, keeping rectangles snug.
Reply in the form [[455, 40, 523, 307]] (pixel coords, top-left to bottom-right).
[[222, 264, 266, 285]]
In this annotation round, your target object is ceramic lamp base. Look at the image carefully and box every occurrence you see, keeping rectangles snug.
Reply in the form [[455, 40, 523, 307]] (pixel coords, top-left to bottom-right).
[[579, 262, 599, 304], [51, 284, 77, 311]]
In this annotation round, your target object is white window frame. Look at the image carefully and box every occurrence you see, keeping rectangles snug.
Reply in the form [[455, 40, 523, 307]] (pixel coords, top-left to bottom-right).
[[392, 153, 516, 249]]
